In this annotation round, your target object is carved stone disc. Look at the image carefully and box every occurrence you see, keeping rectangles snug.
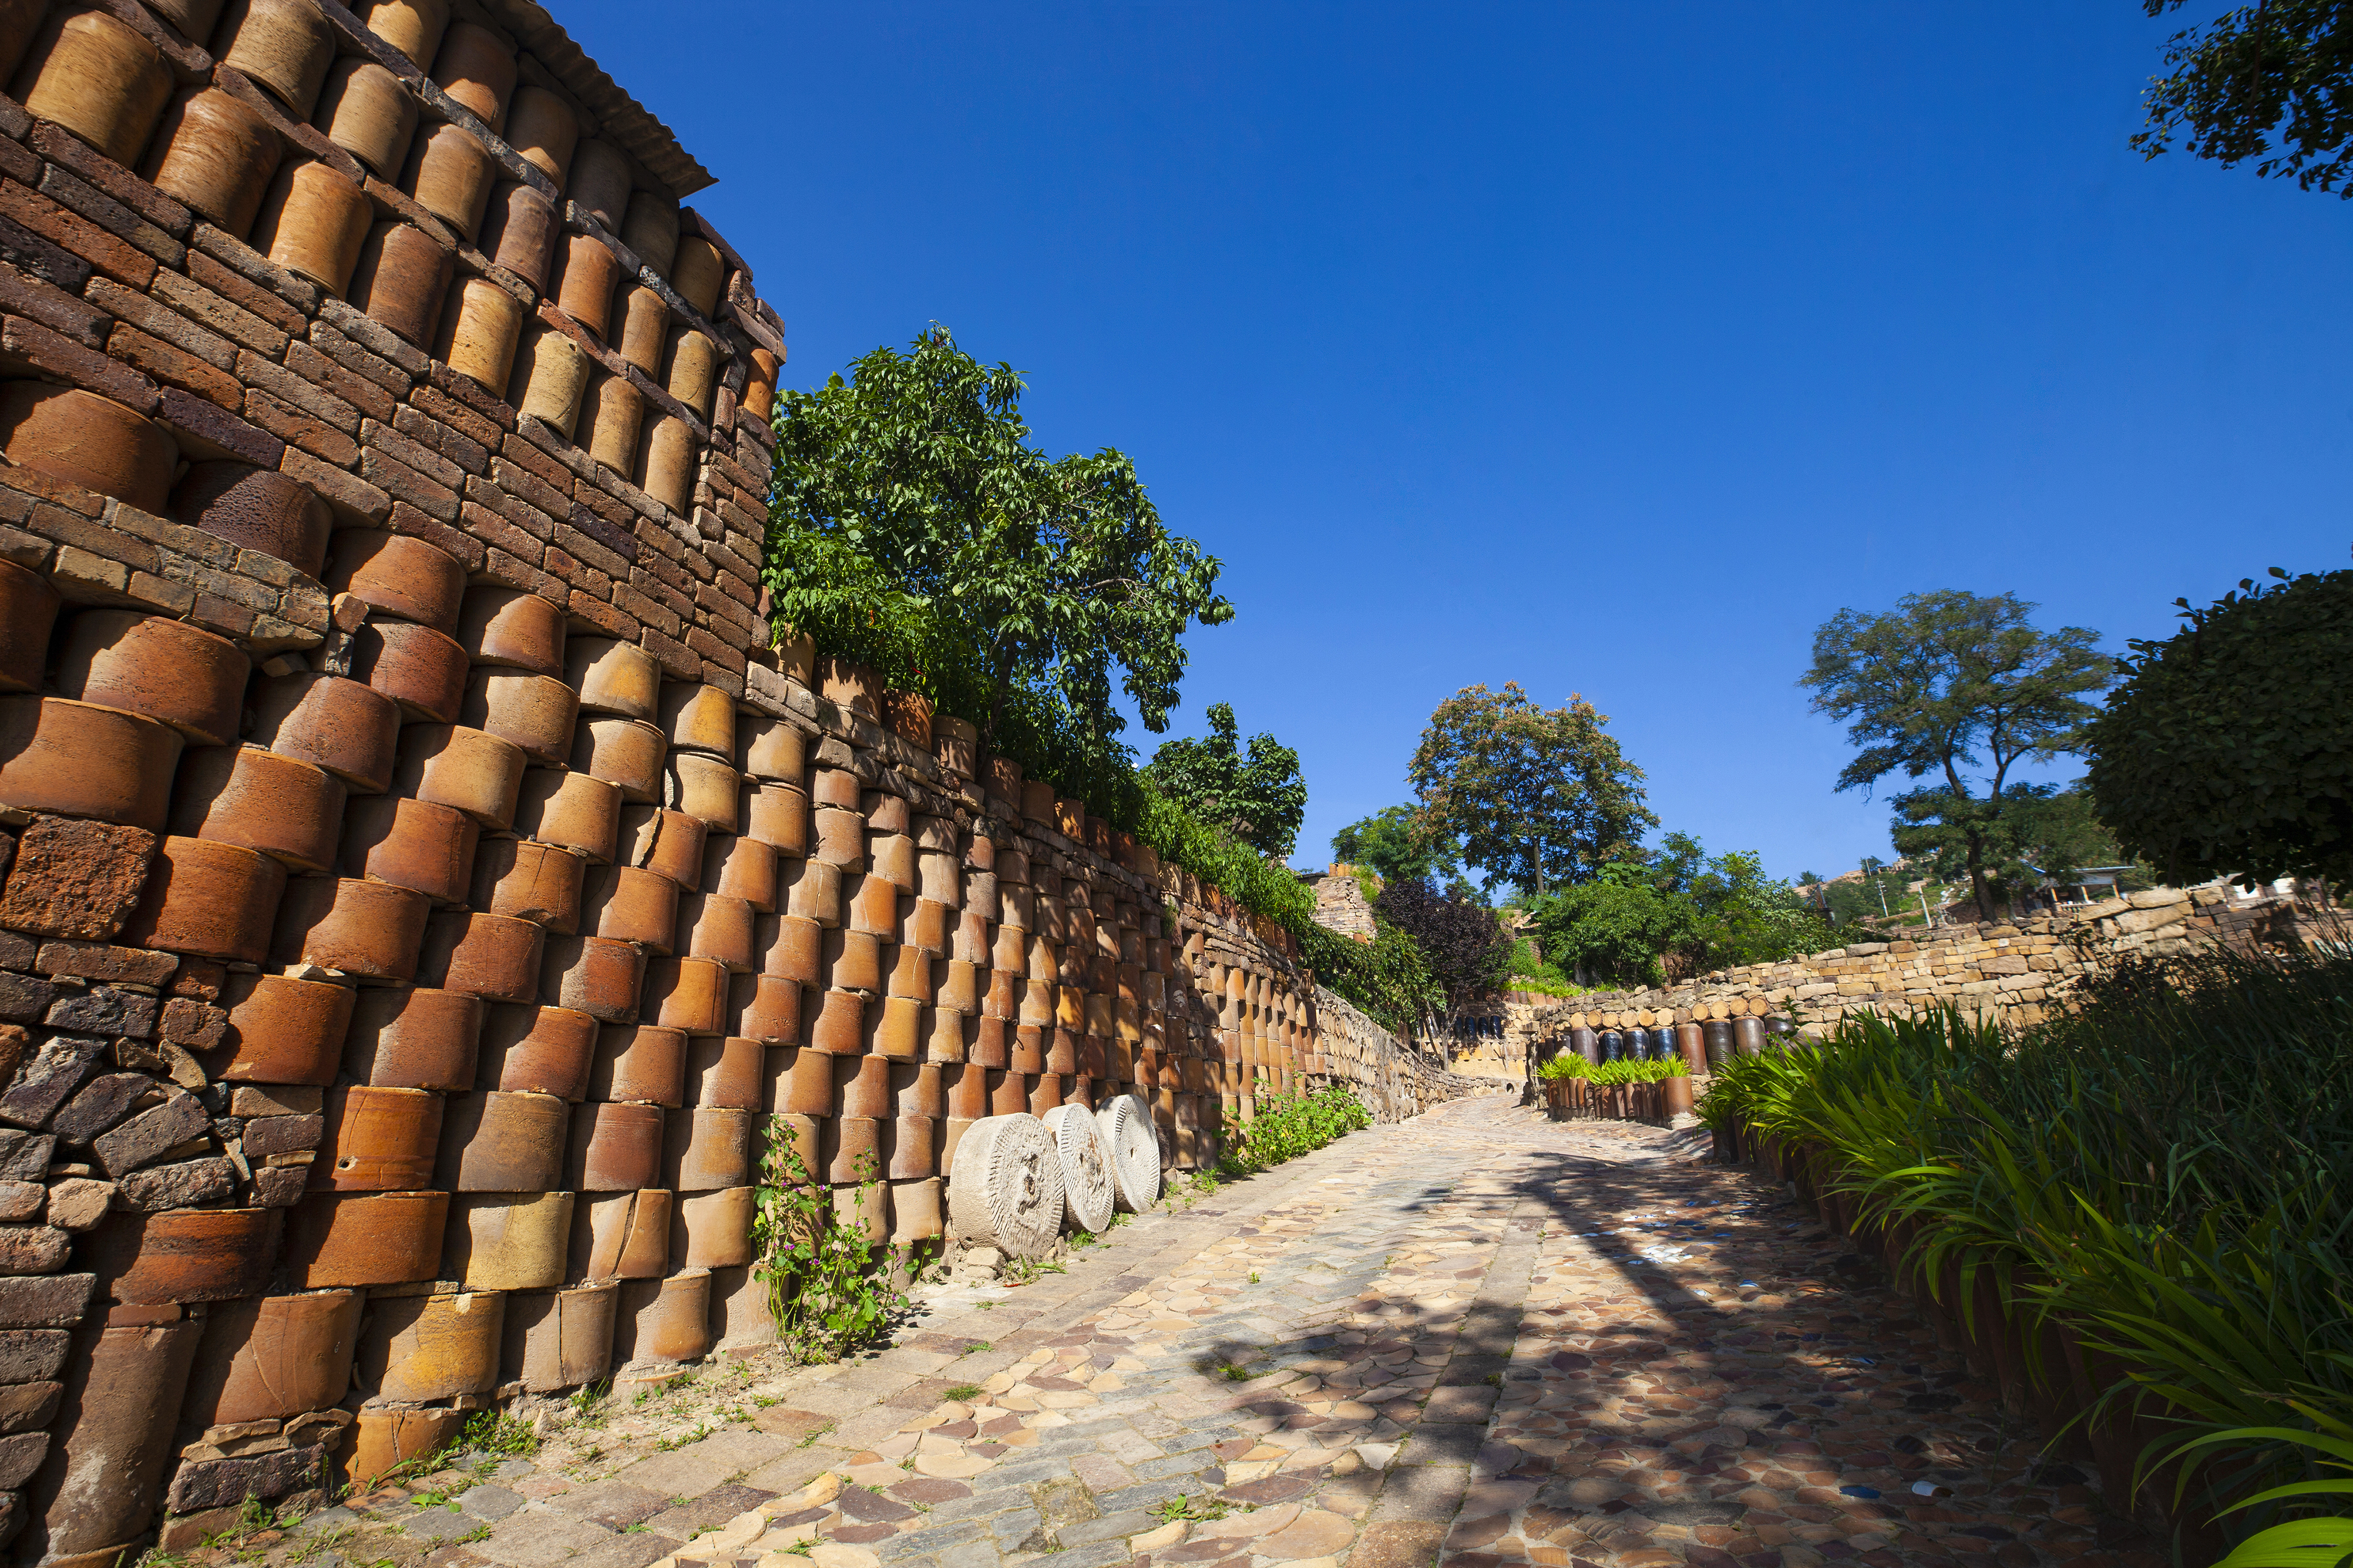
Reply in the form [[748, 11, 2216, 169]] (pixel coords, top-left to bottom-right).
[[1102, 1093, 1161, 1213], [946, 1112, 1063, 1259], [1044, 1103, 1115, 1234]]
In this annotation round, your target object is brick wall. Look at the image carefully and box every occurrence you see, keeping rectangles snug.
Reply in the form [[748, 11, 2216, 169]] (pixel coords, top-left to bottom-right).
[[0, 1, 1459, 1558]]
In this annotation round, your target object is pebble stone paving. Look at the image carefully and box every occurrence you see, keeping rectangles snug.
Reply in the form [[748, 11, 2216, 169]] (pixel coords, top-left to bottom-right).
[[264, 1093, 2168, 1568]]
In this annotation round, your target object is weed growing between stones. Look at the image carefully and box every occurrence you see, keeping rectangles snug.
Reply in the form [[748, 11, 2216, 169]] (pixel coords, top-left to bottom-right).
[[459, 1409, 540, 1457], [753, 1119, 911, 1364], [943, 1383, 983, 1401]]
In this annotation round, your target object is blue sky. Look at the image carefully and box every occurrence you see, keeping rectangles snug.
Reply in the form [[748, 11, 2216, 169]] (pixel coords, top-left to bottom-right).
[[565, 4, 2352, 883]]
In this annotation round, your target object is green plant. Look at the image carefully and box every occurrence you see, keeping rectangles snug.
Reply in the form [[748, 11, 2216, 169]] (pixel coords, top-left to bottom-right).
[[459, 1410, 540, 1459], [969, 1340, 993, 1352], [2172, 1426, 2353, 1566], [753, 1130, 908, 1364], [795, 1421, 836, 1449], [943, 1384, 983, 1401], [1001, 1256, 1067, 1285], [1143, 701, 1306, 860], [1150, 1494, 1229, 1523], [1247, 1270, 1259, 1284], [1222, 1364, 1249, 1381], [1223, 1085, 1370, 1172]]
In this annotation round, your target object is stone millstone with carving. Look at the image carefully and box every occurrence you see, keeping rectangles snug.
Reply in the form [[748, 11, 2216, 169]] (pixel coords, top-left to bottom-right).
[[1042, 1103, 1115, 1234], [946, 1112, 1065, 1259], [1102, 1093, 1161, 1213]]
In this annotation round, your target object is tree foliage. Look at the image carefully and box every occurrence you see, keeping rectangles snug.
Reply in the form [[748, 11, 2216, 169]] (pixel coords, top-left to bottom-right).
[[1330, 805, 1462, 887], [1801, 590, 2111, 919], [1372, 877, 1509, 1017], [1141, 701, 1307, 860], [1530, 834, 1836, 988], [766, 326, 1233, 773], [1407, 683, 1655, 895], [2134, 1, 2353, 195], [2085, 565, 2353, 887]]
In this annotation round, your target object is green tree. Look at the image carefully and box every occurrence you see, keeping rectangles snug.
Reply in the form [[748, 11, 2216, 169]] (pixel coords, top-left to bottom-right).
[[765, 326, 1233, 762], [1892, 785, 2135, 913], [1140, 702, 1306, 860], [2134, 1, 2353, 196], [1330, 805, 1461, 886], [2086, 565, 2353, 886], [1801, 590, 2111, 920], [1372, 877, 1509, 1015], [1407, 683, 1656, 896], [1529, 864, 1689, 988]]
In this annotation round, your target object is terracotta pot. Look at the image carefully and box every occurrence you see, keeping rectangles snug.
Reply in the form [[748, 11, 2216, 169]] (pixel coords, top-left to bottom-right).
[[357, 1288, 503, 1401], [504, 84, 577, 189], [538, 932, 645, 1020], [329, 529, 468, 630], [471, 838, 584, 933], [482, 180, 557, 291], [556, 233, 620, 340], [437, 1090, 566, 1192], [517, 766, 620, 862], [583, 863, 677, 951], [28, 1318, 198, 1557], [460, 586, 566, 674], [662, 328, 717, 418], [668, 753, 738, 833], [646, 954, 727, 1034], [429, 20, 513, 131], [260, 159, 372, 297], [92, 1207, 280, 1304], [395, 723, 528, 829], [687, 1033, 763, 1110], [344, 1408, 466, 1488], [340, 794, 480, 903], [745, 345, 779, 422], [479, 1003, 596, 1100], [680, 891, 754, 971], [883, 689, 934, 748], [217, 0, 335, 118], [218, 971, 352, 1084], [353, 619, 470, 722], [673, 1187, 753, 1269], [670, 234, 725, 316], [515, 322, 590, 437], [169, 743, 346, 871], [743, 781, 808, 857], [410, 120, 494, 239], [638, 411, 695, 514], [615, 284, 667, 375], [186, 1290, 362, 1426], [272, 873, 431, 978], [283, 1189, 449, 1287], [442, 276, 523, 397], [355, 219, 455, 348], [613, 1268, 712, 1366], [705, 833, 775, 911], [588, 1023, 685, 1108], [619, 189, 679, 275], [146, 87, 283, 239], [169, 460, 332, 579], [740, 716, 805, 783], [819, 657, 880, 719], [0, 696, 180, 828], [447, 1189, 571, 1288], [783, 856, 842, 926], [569, 1100, 662, 1190], [250, 672, 402, 792], [421, 908, 546, 1001], [143, 0, 227, 44], [56, 608, 249, 745], [1661, 1076, 1694, 1117], [504, 1281, 618, 1390], [347, 984, 482, 1090], [362, 0, 447, 68], [0, 382, 176, 512], [568, 136, 630, 229], [123, 834, 286, 961], [18, 9, 172, 165], [0, 560, 57, 694], [582, 373, 643, 472], [461, 667, 579, 765], [758, 913, 821, 985], [320, 1084, 443, 1189], [667, 1107, 752, 1190], [315, 57, 415, 178]]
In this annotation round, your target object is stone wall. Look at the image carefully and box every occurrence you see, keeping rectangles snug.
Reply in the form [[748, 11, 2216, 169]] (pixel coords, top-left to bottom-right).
[[0, 2, 1455, 1558], [1303, 985, 1480, 1123], [1516, 884, 2319, 1041], [1302, 866, 1373, 942]]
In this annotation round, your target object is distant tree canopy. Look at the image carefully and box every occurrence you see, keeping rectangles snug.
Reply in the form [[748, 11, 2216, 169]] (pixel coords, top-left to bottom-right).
[[1801, 590, 2110, 920], [1330, 805, 1462, 888], [2086, 566, 2353, 886], [1530, 834, 1834, 989], [1141, 701, 1306, 861], [1372, 877, 1509, 1014], [1407, 683, 1655, 895], [2135, 1, 2353, 196]]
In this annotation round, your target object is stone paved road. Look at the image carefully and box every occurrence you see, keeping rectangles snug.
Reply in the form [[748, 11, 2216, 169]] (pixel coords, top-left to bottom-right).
[[271, 1093, 2165, 1568], [627, 1095, 2162, 1568]]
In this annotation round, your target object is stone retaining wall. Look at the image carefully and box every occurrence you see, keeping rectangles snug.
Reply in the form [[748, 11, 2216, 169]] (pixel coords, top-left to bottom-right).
[[1517, 884, 2320, 1039], [0, 4, 1454, 1559]]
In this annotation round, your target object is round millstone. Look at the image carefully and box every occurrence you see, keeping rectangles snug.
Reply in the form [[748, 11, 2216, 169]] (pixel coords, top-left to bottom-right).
[[1102, 1093, 1161, 1213], [1044, 1103, 1115, 1234], [946, 1112, 1064, 1259]]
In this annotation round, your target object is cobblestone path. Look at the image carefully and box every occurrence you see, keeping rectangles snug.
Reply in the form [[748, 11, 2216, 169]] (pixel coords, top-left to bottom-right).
[[283, 1094, 2163, 1568]]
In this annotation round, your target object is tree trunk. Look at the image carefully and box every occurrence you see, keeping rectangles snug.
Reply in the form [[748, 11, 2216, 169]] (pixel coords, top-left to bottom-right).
[[1964, 828, 1995, 924]]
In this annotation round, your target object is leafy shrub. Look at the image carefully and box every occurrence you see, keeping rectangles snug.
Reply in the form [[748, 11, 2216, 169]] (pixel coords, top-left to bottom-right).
[[1539, 1055, 1685, 1083], [1221, 1085, 1370, 1172], [752, 1123, 908, 1364]]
